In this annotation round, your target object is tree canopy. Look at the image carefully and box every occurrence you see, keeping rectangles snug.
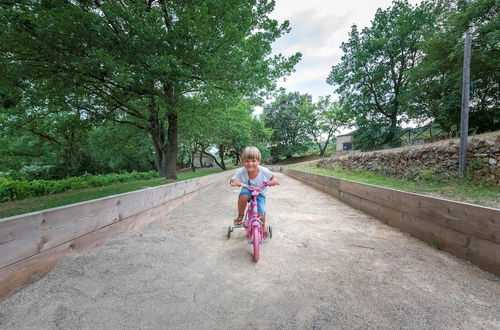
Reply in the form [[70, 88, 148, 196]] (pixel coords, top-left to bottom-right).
[[262, 92, 313, 159], [327, 0, 499, 150], [0, 0, 301, 178], [407, 0, 500, 134], [327, 0, 436, 146]]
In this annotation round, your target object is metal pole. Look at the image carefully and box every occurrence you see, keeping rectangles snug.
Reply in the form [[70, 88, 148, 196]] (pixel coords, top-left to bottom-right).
[[459, 31, 472, 175]]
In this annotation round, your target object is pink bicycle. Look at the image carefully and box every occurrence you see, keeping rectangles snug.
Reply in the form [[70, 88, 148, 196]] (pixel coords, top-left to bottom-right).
[[227, 181, 272, 262]]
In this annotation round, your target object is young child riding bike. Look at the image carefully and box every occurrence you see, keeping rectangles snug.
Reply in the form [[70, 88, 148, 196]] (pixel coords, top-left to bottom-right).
[[229, 146, 279, 237]]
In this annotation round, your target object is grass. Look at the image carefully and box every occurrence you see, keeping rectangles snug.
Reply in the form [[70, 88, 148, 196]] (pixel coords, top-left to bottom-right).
[[289, 162, 500, 209], [0, 167, 222, 219]]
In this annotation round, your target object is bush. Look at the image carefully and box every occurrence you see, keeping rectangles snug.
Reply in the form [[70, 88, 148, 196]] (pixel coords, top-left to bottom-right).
[[0, 171, 159, 202], [18, 165, 59, 181], [0, 178, 32, 202]]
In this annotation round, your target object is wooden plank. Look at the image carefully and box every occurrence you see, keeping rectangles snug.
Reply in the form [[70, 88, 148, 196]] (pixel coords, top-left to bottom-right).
[[341, 191, 500, 276], [0, 189, 199, 301], [385, 210, 500, 276], [327, 186, 340, 199], [0, 183, 173, 245], [283, 169, 500, 276], [339, 191, 362, 212], [0, 171, 231, 270], [327, 176, 341, 189], [340, 191, 383, 220], [287, 170, 499, 244], [340, 180, 500, 244]]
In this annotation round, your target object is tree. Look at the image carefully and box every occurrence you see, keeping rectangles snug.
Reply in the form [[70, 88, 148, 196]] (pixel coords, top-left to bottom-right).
[[87, 123, 155, 174], [327, 1, 435, 145], [0, 0, 301, 178], [407, 0, 500, 134], [0, 98, 97, 176], [247, 117, 272, 163], [262, 92, 312, 159], [179, 96, 258, 170], [302, 96, 347, 156]]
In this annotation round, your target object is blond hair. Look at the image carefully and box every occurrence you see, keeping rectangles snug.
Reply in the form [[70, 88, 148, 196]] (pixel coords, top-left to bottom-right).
[[241, 146, 261, 162]]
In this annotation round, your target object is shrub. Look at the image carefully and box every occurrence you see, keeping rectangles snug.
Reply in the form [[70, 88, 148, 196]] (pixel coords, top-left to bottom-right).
[[18, 165, 58, 181], [0, 178, 32, 201], [0, 171, 159, 202]]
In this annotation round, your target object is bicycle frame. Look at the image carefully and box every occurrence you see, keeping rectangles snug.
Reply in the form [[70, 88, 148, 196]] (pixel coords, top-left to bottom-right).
[[242, 182, 266, 241], [227, 181, 270, 262]]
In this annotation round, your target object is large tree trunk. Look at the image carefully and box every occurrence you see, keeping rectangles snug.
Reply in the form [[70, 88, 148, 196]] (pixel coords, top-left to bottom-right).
[[165, 111, 178, 179], [384, 113, 398, 144], [152, 140, 167, 178], [199, 151, 204, 168], [319, 141, 329, 157], [149, 99, 167, 178], [202, 149, 226, 170], [190, 151, 196, 172], [218, 145, 226, 170]]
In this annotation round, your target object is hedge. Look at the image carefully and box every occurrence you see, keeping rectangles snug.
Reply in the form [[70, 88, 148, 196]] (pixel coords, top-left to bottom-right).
[[0, 171, 158, 202]]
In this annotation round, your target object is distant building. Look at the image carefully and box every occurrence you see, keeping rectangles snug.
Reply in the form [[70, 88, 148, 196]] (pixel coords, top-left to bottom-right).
[[193, 152, 215, 167], [336, 134, 353, 151]]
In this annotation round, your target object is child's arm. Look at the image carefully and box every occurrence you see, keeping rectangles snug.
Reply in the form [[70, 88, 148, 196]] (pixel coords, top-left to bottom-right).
[[269, 175, 279, 187], [229, 178, 241, 186]]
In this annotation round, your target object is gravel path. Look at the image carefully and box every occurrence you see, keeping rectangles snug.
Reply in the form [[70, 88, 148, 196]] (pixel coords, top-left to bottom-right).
[[1, 173, 499, 329]]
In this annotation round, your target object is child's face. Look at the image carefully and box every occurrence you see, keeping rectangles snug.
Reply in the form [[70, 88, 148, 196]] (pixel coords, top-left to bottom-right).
[[243, 157, 260, 171]]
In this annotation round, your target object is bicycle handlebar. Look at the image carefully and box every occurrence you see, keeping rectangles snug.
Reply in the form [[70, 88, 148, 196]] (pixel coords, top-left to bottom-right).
[[238, 180, 269, 191]]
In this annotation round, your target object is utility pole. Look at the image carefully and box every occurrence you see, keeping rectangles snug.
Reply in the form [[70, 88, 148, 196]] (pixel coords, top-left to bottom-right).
[[459, 29, 472, 175]]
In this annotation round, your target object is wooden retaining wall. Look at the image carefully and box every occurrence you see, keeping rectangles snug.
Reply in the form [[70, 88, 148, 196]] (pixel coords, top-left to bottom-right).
[[0, 171, 232, 300], [281, 168, 500, 276]]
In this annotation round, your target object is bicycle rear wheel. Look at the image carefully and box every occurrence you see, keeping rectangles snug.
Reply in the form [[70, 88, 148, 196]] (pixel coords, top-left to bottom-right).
[[252, 226, 260, 262]]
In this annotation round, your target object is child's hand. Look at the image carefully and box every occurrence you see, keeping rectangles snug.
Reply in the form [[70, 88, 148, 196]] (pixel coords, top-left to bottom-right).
[[269, 177, 279, 187], [230, 179, 241, 187]]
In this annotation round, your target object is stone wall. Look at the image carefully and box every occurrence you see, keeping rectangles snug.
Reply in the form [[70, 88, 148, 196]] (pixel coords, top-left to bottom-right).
[[317, 133, 500, 185]]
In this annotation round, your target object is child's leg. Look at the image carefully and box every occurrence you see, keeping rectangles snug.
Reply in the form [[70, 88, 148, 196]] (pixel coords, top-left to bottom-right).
[[259, 214, 269, 235], [234, 193, 250, 224], [256, 195, 269, 236]]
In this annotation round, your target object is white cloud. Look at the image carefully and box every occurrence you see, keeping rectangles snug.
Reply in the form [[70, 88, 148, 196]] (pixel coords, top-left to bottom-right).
[[270, 0, 423, 100]]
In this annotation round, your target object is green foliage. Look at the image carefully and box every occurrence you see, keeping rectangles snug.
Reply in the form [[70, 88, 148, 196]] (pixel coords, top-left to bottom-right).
[[0, 167, 221, 218], [178, 97, 265, 169], [419, 168, 438, 182], [0, 171, 158, 202], [0, 118, 155, 178], [249, 118, 272, 162], [0, 0, 301, 179], [86, 123, 155, 174], [262, 92, 313, 159], [407, 0, 500, 134], [329, 0, 499, 151], [14, 165, 58, 181], [327, 1, 436, 148], [351, 116, 408, 151], [302, 96, 347, 156], [292, 163, 499, 208], [468, 158, 484, 170]]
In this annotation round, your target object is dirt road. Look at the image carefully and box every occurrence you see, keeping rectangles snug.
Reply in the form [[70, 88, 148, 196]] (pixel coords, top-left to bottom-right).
[[1, 173, 499, 329]]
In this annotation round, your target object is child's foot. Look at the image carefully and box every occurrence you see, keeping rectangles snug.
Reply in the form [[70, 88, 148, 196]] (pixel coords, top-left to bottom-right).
[[263, 225, 270, 239], [233, 215, 244, 225]]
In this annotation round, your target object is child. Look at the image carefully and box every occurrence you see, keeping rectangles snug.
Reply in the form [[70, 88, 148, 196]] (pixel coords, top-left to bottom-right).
[[229, 146, 279, 236]]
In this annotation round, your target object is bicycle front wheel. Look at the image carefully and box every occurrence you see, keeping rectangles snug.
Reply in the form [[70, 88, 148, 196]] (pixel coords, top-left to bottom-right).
[[252, 226, 260, 262]]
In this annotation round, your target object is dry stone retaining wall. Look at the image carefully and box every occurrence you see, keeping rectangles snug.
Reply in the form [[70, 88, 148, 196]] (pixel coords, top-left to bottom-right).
[[318, 134, 500, 185]]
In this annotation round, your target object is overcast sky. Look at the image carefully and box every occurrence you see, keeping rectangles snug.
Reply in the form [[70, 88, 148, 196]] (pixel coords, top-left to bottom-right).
[[269, 0, 423, 101]]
